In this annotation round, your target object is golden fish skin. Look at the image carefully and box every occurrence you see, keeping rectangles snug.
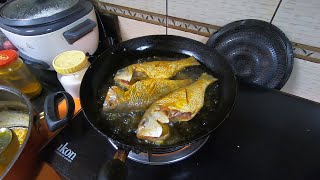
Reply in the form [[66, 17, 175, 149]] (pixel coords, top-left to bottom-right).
[[114, 56, 200, 88], [103, 79, 193, 112], [136, 73, 217, 141]]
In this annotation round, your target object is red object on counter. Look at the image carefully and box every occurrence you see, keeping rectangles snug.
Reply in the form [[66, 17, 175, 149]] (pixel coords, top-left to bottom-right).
[[3, 98, 81, 180], [3, 40, 17, 51], [0, 50, 18, 67]]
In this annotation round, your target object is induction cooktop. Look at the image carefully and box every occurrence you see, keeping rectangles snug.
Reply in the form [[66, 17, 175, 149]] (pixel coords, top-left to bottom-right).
[[41, 84, 320, 180]]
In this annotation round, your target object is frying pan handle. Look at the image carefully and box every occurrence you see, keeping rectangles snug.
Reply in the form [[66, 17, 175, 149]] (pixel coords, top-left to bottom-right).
[[44, 91, 75, 132], [98, 149, 129, 180]]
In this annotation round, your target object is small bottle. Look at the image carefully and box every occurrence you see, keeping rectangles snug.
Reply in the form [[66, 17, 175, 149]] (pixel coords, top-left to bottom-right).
[[52, 50, 90, 98], [0, 50, 42, 98]]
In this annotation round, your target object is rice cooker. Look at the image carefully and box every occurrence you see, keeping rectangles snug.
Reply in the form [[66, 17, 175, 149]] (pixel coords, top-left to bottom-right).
[[0, 0, 99, 70]]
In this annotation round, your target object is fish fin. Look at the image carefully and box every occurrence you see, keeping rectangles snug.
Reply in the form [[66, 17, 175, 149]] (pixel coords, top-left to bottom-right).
[[133, 70, 148, 79], [167, 109, 193, 121]]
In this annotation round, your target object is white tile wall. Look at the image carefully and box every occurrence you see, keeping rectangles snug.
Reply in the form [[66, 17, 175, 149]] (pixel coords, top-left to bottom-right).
[[118, 17, 166, 41], [281, 58, 320, 103], [99, 0, 166, 14], [272, 0, 320, 47], [99, 0, 320, 49], [168, 28, 209, 43], [168, 0, 279, 26]]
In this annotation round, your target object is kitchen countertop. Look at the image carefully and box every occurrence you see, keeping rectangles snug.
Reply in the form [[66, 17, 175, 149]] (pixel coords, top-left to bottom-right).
[[204, 84, 320, 180], [29, 66, 320, 180]]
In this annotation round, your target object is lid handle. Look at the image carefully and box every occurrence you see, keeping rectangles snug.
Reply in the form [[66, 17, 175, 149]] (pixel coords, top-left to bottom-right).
[[63, 19, 97, 44], [44, 91, 75, 132]]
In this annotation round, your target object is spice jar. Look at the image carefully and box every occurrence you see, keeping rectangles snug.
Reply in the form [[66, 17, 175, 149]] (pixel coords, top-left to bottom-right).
[[0, 50, 42, 98], [52, 50, 90, 98]]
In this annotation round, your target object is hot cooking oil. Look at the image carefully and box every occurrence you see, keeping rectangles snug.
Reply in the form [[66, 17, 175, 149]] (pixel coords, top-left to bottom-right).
[[100, 56, 220, 146]]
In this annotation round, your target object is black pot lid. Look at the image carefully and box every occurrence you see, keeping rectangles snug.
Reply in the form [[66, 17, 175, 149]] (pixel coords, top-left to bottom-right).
[[0, 0, 89, 27], [1, 0, 78, 20], [206, 19, 294, 90]]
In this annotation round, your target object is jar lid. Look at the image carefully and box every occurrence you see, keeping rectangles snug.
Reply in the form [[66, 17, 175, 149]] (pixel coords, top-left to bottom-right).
[[0, 50, 18, 67], [53, 50, 89, 75]]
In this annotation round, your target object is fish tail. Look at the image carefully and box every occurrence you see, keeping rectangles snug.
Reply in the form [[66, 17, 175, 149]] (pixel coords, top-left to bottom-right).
[[178, 56, 200, 66], [198, 73, 217, 84]]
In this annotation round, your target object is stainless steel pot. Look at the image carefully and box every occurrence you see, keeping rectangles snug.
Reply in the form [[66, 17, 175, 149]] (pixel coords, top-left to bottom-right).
[[0, 85, 74, 178]]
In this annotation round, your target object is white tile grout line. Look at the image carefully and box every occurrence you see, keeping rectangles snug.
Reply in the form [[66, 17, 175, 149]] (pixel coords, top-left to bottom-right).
[[270, 0, 282, 23], [166, 0, 168, 35]]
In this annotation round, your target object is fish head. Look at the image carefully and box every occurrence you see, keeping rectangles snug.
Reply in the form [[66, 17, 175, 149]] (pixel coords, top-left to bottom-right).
[[144, 123, 170, 145], [137, 118, 162, 139], [137, 107, 170, 139], [103, 86, 124, 112], [114, 67, 133, 89], [137, 112, 170, 144], [152, 110, 170, 124]]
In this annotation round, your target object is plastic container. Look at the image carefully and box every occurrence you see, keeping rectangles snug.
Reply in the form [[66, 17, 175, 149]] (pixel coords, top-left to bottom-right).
[[0, 50, 42, 98], [52, 50, 90, 98]]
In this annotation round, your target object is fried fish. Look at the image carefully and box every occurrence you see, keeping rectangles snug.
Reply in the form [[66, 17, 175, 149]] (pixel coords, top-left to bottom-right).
[[136, 73, 217, 143], [103, 79, 193, 112], [114, 56, 200, 88]]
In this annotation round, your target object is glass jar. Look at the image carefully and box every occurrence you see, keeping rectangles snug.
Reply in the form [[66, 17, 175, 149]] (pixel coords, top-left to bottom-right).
[[52, 50, 90, 98], [0, 50, 42, 98]]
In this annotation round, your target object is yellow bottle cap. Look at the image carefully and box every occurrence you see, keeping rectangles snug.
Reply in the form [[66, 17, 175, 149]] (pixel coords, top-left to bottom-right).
[[53, 50, 89, 75]]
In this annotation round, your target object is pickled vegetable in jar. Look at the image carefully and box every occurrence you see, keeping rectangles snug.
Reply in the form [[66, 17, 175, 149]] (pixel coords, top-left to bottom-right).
[[0, 50, 42, 98]]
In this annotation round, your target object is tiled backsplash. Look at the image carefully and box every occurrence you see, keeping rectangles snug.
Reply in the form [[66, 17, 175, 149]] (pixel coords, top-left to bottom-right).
[[118, 17, 166, 40], [99, 0, 166, 14], [95, 0, 320, 103], [168, 28, 209, 44], [281, 58, 320, 103], [272, 0, 320, 47], [168, 0, 279, 26]]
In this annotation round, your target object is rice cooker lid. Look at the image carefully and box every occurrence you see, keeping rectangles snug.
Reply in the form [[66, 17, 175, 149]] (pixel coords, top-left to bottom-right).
[[0, 0, 84, 26]]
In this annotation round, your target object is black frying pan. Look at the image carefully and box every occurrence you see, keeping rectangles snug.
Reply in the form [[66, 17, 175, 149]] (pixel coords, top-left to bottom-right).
[[80, 35, 237, 179]]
